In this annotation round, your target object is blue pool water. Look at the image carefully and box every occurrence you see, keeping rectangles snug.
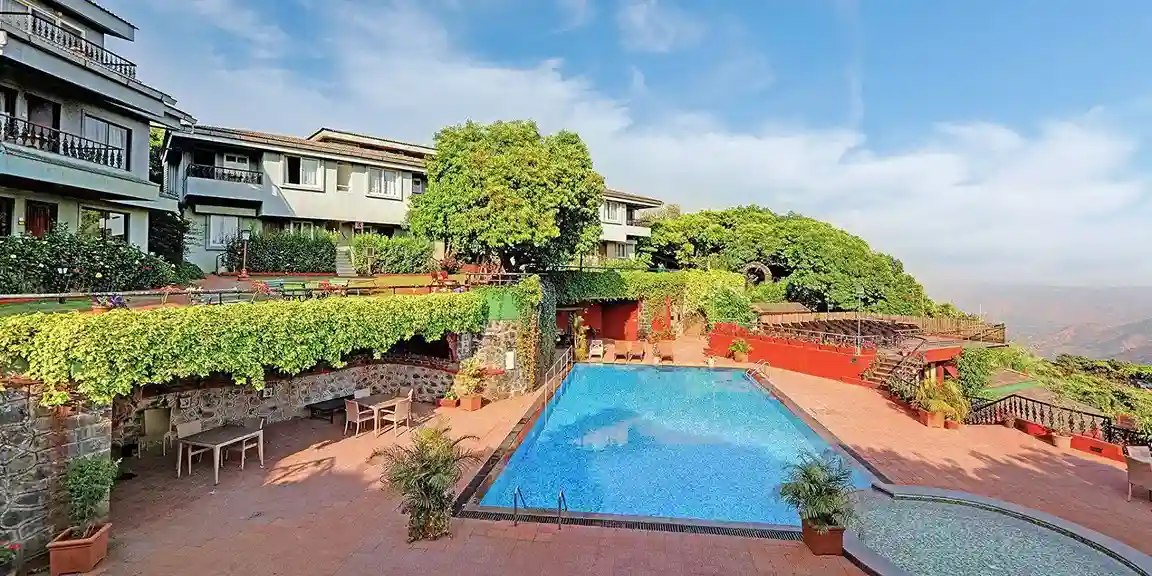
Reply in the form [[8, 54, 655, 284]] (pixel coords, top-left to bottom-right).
[[479, 364, 872, 525]]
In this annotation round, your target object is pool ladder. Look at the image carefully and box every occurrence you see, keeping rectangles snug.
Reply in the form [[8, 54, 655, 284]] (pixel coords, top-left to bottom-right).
[[511, 487, 569, 530], [746, 360, 771, 381]]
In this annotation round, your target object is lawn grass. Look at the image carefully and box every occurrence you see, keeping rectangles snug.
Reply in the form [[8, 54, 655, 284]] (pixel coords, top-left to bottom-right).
[[0, 299, 91, 316]]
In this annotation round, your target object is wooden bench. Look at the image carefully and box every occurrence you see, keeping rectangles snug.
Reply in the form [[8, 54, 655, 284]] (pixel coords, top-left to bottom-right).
[[306, 395, 352, 423]]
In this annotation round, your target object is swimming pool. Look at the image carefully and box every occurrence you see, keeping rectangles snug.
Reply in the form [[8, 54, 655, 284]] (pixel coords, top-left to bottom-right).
[[478, 364, 872, 525]]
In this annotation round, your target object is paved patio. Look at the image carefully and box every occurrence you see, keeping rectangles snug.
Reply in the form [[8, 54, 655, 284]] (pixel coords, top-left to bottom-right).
[[97, 389, 862, 576]]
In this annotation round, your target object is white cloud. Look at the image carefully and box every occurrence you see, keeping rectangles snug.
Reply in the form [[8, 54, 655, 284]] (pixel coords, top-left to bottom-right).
[[106, 0, 1152, 289], [179, 0, 289, 59], [615, 0, 704, 53], [556, 0, 594, 30]]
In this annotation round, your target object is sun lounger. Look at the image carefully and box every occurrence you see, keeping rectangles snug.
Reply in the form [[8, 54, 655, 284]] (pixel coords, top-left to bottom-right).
[[589, 340, 605, 361], [628, 341, 646, 362], [613, 342, 628, 361], [654, 341, 674, 363]]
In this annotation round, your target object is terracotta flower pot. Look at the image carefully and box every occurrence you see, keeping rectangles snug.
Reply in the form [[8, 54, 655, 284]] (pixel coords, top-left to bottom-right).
[[944, 419, 962, 430], [800, 520, 845, 556], [460, 394, 482, 412], [917, 409, 945, 428], [438, 398, 459, 408], [48, 523, 111, 576], [732, 351, 749, 363], [1049, 433, 1072, 449]]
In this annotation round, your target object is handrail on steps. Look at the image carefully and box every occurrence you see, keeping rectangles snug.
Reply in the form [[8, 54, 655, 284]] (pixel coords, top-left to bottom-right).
[[513, 487, 523, 526], [557, 490, 568, 530]]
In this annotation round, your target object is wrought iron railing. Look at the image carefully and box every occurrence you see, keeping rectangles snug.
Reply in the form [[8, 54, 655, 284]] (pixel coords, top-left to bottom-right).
[[0, 11, 137, 78], [967, 393, 1151, 448], [0, 113, 125, 169], [883, 336, 929, 401], [755, 323, 921, 350], [187, 163, 263, 184]]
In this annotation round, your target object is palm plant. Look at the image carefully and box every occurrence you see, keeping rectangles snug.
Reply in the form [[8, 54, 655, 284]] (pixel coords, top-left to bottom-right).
[[778, 451, 857, 533], [914, 378, 959, 418], [374, 423, 482, 542]]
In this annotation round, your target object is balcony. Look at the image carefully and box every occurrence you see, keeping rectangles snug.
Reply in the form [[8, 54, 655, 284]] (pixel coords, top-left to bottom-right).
[[0, 11, 137, 78], [187, 164, 264, 185], [0, 112, 126, 169]]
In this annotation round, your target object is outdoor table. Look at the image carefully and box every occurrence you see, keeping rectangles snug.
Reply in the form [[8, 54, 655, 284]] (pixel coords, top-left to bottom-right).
[[356, 394, 404, 437], [307, 395, 352, 423], [176, 425, 264, 485]]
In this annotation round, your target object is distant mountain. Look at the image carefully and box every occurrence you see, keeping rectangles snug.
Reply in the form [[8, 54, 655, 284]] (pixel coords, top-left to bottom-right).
[[926, 283, 1152, 363]]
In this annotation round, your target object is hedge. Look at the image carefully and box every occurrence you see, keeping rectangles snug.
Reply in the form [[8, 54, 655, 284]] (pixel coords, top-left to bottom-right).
[[0, 229, 175, 294], [550, 269, 755, 326], [0, 291, 490, 405], [224, 231, 337, 274], [350, 234, 434, 275]]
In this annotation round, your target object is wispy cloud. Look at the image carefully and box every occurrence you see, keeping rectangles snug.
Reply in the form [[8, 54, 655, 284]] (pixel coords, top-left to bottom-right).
[[556, 0, 594, 30], [616, 0, 704, 53], [834, 0, 864, 127], [183, 0, 289, 59]]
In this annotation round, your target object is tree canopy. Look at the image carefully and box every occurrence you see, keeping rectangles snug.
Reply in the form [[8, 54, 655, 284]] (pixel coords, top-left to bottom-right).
[[408, 120, 605, 269], [638, 205, 960, 316]]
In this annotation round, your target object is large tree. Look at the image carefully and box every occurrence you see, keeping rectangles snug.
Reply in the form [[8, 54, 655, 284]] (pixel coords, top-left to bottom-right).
[[408, 120, 605, 270]]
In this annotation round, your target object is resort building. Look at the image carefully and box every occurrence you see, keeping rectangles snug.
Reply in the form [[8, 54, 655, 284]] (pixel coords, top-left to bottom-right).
[[0, 0, 194, 252], [163, 125, 664, 272]]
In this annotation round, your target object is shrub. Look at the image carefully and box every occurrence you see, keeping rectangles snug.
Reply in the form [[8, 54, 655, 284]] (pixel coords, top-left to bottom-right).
[[956, 348, 995, 397], [0, 227, 174, 293], [224, 231, 337, 274], [375, 423, 482, 542], [350, 234, 434, 275], [146, 210, 194, 266], [777, 451, 857, 532], [914, 378, 968, 420], [61, 455, 119, 538], [452, 357, 486, 396], [173, 261, 205, 285], [728, 338, 751, 355]]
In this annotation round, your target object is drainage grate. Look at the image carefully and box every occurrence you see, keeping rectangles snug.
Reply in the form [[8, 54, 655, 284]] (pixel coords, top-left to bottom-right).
[[455, 509, 802, 541]]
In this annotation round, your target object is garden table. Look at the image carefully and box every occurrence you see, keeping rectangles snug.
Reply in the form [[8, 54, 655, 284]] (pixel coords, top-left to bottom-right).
[[175, 424, 264, 485], [356, 394, 404, 437]]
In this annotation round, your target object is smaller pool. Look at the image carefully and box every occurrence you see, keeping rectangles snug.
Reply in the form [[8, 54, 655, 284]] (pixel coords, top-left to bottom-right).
[[853, 490, 1143, 576]]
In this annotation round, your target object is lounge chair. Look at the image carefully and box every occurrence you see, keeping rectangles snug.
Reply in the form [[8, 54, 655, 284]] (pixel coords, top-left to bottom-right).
[[588, 340, 605, 362], [1128, 446, 1152, 502], [613, 342, 628, 362], [654, 341, 674, 363], [628, 341, 646, 362]]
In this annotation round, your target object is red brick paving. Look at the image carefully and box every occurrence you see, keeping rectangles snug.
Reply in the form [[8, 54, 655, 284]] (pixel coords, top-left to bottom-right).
[[98, 389, 862, 576]]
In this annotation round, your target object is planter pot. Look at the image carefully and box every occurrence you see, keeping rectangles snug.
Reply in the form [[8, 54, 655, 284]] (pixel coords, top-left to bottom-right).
[[1002, 418, 1017, 429], [459, 395, 482, 412], [944, 420, 962, 430], [48, 523, 111, 576], [800, 520, 845, 556], [917, 409, 945, 428], [1049, 433, 1072, 449], [732, 351, 749, 363], [438, 398, 459, 408]]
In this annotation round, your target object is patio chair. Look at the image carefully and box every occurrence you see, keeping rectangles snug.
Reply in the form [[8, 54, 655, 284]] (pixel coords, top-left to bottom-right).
[[379, 395, 413, 437], [628, 341, 646, 362], [1129, 446, 1152, 502], [224, 417, 265, 470], [654, 341, 674, 363], [176, 420, 212, 475], [137, 407, 173, 458], [613, 342, 628, 362], [588, 340, 605, 362], [353, 388, 371, 399], [344, 400, 376, 436]]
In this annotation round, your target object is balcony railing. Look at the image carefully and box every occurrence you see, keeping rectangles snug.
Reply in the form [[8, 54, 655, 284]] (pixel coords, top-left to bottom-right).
[[0, 11, 138, 79], [0, 113, 126, 169], [625, 218, 648, 227], [187, 164, 264, 185]]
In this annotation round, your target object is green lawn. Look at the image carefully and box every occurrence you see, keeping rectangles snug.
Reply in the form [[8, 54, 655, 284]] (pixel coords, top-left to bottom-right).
[[0, 299, 92, 316]]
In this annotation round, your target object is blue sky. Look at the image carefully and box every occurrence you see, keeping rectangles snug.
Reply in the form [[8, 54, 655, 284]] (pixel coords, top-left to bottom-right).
[[101, 0, 1152, 289]]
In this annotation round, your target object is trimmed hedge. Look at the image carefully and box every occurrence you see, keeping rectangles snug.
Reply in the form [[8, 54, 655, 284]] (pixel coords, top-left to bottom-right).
[[0, 291, 490, 405], [350, 234, 434, 275], [224, 231, 336, 274], [0, 229, 175, 294], [550, 269, 755, 326]]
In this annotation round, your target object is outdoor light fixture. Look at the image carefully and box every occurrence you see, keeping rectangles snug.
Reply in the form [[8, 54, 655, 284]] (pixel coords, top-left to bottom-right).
[[238, 229, 252, 280]]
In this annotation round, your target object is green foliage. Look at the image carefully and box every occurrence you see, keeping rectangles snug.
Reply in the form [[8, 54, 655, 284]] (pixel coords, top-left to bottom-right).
[[728, 339, 751, 355], [452, 357, 486, 396], [173, 261, 205, 284], [224, 231, 337, 274], [62, 455, 119, 537], [551, 269, 755, 326], [914, 378, 968, 420], [408, 120, 605, 269], [146, 210, 194, 267], [747, 280, 789, 303], [0, 291, 491, 405], [639, 206, 947, 315], [350, 234, 434, 275], [148, 127, 164, 185], [956, 348, 995, 397], [375, 423, 483, 542], [0, 227, 175, 293], [777, 451, 857, 532]]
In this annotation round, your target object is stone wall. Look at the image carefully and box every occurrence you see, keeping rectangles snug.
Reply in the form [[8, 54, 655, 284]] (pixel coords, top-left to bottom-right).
[[0, 385, 111, 560], [460, 320, 527, 398]]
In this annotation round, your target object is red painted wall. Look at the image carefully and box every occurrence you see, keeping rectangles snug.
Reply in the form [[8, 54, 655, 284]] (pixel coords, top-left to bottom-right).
[[1013, 419, 1127, 463], [925, 346, 963, 363], [556, 303, 605, 336], [649, 297, 673, 333], [707, 324, 877, 386], [602, 302, 639, 341]]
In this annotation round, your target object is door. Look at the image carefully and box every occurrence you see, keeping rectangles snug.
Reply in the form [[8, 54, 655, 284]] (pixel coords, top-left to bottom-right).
[[25, 201, 57, 238]]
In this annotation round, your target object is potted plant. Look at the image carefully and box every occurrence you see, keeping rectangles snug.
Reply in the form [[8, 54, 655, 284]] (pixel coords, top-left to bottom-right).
[[438, 390, 459, 408], [728, 339, 751, 362], [374, 423, 482, 542], [0, 541, 19, 575], [47, 455, 120, 575], [778, 451, 857, 556], [1048, 417, 1073, 449], [453, 358, 485, 412], [1002, 414, 1017, 429], [90, 294, 127, 314], [913, 379, 950, 428]]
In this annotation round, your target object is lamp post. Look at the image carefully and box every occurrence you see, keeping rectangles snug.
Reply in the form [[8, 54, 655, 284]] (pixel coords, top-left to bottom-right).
[[238, 229, 251, 281], [855, 287, 865, 355], [55, 266, 68, 303]]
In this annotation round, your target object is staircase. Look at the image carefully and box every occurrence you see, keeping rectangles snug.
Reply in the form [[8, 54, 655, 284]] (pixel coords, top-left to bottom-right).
[[864, 352, 902, 387], [335, 247, 356, 277]]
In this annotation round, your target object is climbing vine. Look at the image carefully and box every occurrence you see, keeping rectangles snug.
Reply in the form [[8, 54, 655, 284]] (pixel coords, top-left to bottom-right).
[[550, 270, 755, 326], [0, 292, 490, 406]]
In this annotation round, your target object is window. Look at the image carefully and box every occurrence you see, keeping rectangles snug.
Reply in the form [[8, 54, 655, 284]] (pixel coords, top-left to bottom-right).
[[207, 215, 239, 249], [289, 221, 315, 238], [367, 168, 399, 198], [412, 176, 425, 195], [285, 155, 320, 187], [0, 196, 12, 237], [611, 242, 633, 259], [79, 208, 129, 242], [600, 201, 623, 223], [0, 87, 15, 117], [58, 20, 85, 39], [223, 154, 249, 170], [24, 201, 56, 238], [82, 114, 130, 169], [336, 162, 353, 192]]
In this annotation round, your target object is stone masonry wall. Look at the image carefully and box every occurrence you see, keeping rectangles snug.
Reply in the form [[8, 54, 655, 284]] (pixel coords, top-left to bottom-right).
[[460, 320, 525, 398], [0, 385, 111, 560]]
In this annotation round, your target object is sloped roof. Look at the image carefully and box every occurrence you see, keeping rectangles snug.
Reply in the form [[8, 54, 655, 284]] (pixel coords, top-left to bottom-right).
[[175, 126, 427, 170], [605, 188, 662, 207], [306, 127, 435, 153]]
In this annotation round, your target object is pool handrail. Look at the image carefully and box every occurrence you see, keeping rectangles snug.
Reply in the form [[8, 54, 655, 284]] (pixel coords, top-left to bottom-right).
[[557, 490, 568, 530], [513, 486, 523, 526]]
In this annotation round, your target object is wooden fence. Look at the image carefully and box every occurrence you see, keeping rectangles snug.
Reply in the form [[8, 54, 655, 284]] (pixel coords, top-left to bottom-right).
[[757, 311, 1007, 344]]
